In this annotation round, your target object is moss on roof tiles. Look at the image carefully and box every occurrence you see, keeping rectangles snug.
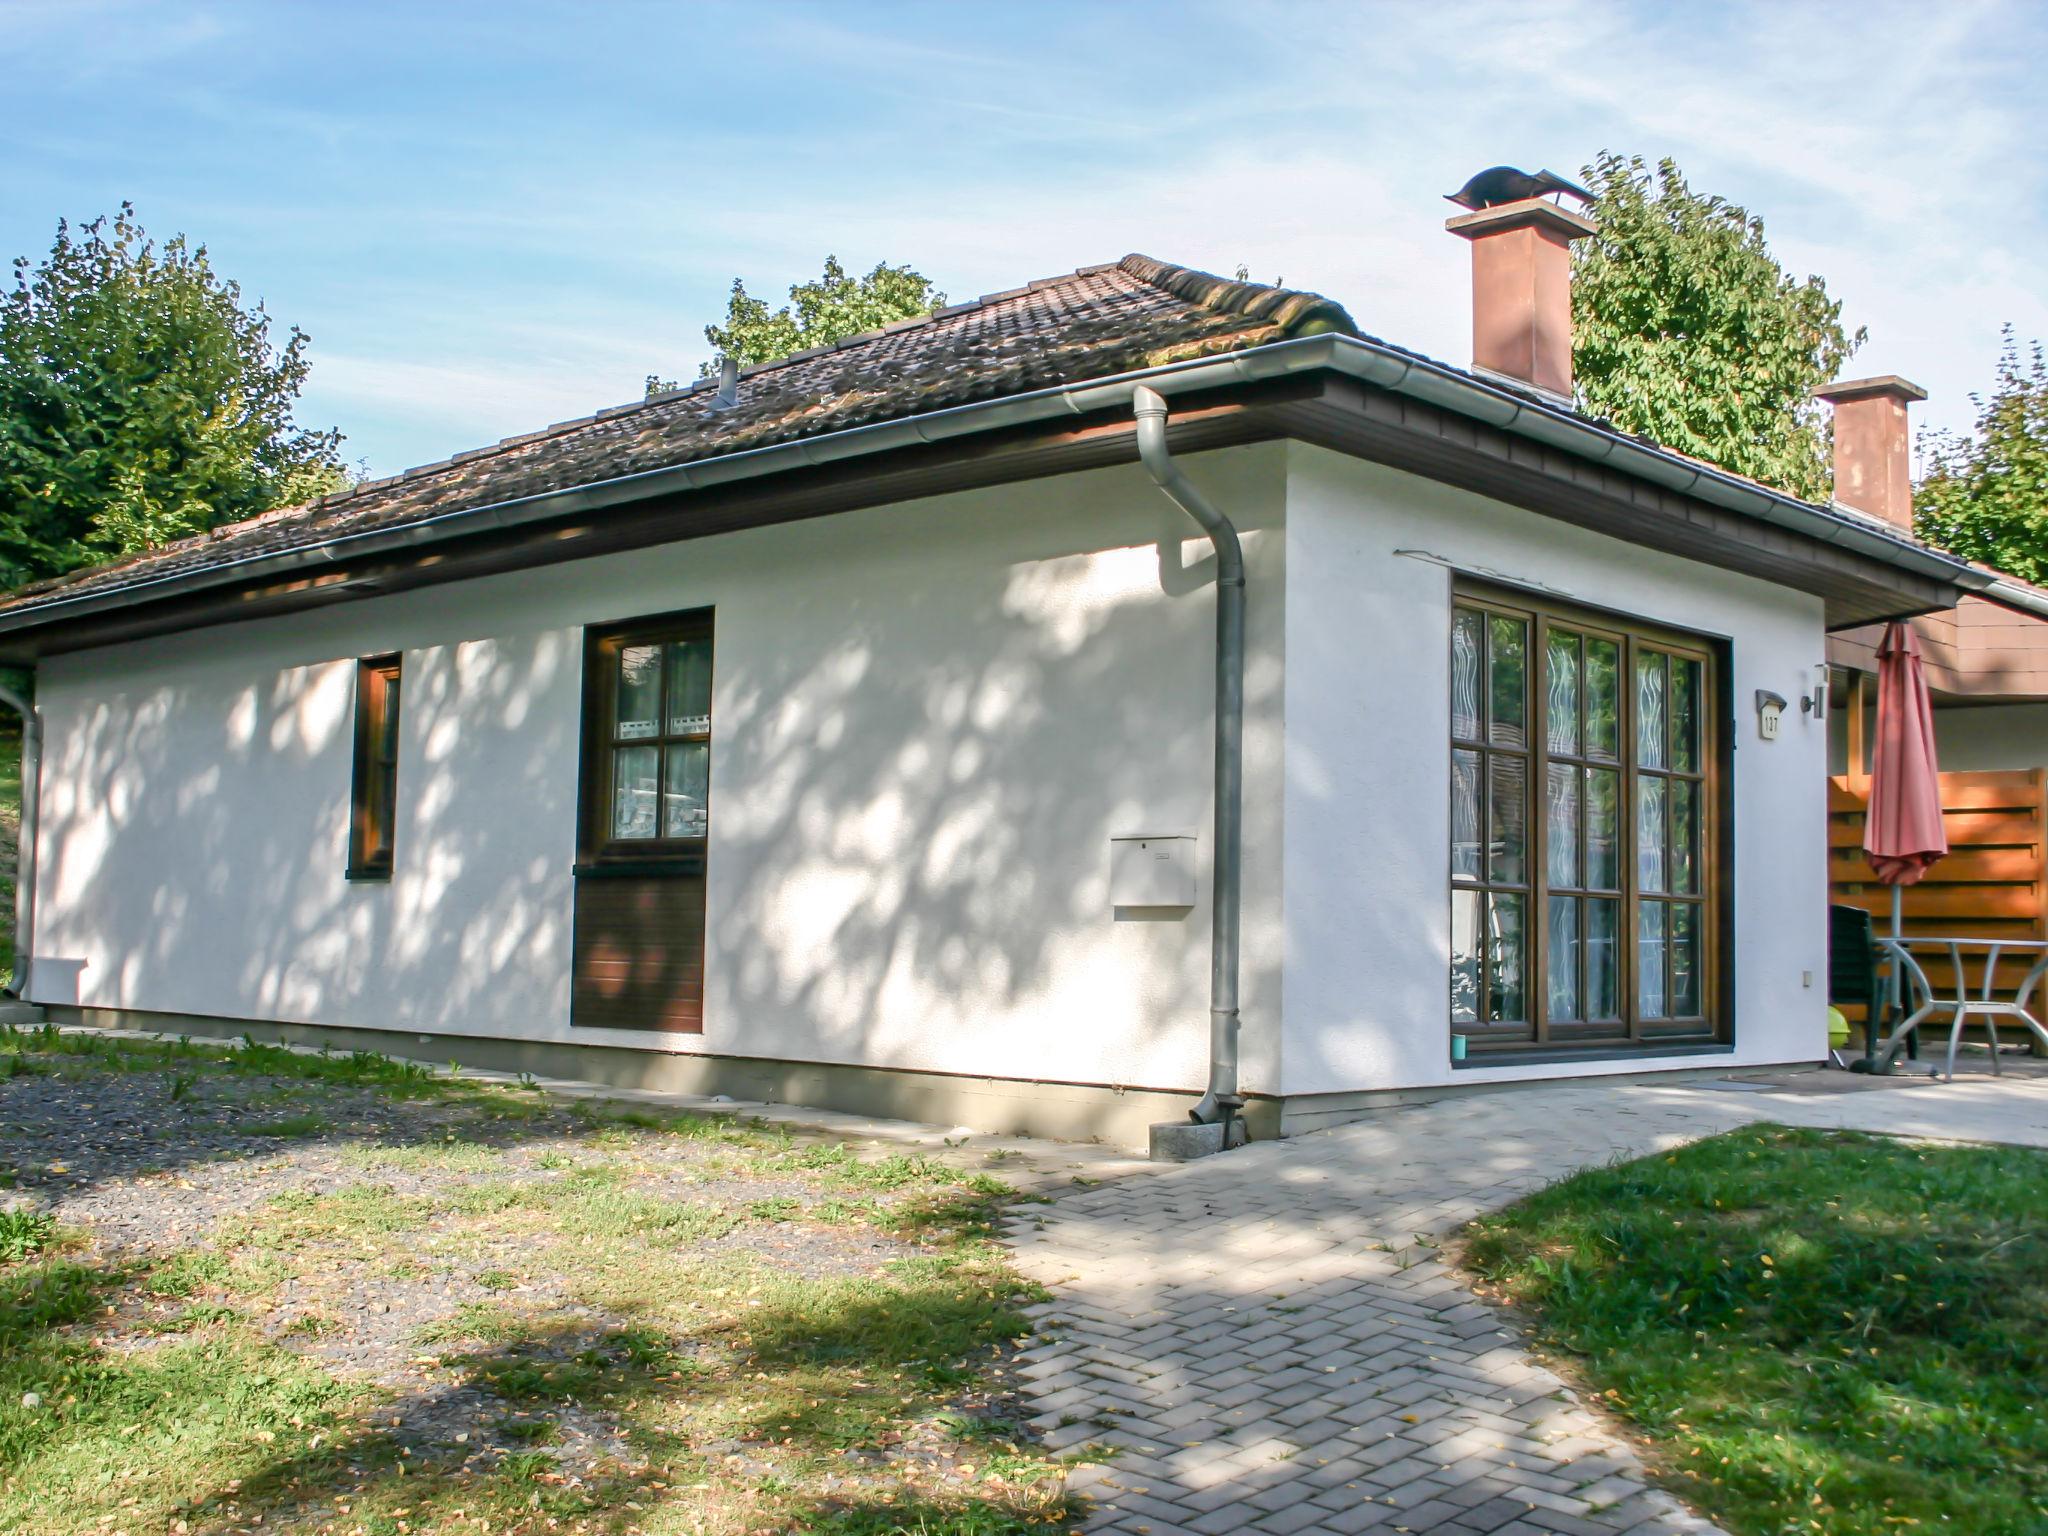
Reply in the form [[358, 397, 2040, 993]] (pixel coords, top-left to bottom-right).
[[0, 254, 1357, 615]]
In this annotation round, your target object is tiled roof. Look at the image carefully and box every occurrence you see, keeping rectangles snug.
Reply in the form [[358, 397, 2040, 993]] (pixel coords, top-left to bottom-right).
[[0, 255, 1356, 617]]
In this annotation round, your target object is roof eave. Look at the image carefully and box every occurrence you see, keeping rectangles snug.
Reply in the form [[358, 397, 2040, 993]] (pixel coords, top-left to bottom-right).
[[0, 332, 1989, 642]]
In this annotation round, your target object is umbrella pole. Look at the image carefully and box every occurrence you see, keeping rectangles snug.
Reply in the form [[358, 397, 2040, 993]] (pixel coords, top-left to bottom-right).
[[1855, 886, 1902, 1075], [1876, 885, 1902, 1074], [1889, 884, 1905, 1069]]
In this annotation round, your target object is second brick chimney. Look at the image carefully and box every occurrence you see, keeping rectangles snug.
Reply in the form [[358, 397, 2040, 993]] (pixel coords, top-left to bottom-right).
[[1814, 375, 1928, 530], [1445, 196, 1597, 402]]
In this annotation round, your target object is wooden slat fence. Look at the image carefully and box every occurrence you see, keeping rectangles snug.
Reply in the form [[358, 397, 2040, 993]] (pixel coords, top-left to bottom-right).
[[1829, 769, 2048, 1013]]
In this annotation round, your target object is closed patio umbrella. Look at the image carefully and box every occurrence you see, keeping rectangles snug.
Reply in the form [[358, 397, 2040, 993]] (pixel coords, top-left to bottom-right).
[[1859, 620, 1947, 1068]]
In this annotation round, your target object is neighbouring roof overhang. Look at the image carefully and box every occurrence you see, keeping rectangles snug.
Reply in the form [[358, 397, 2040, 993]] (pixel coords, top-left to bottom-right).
[[0, 333, 1995, 661], [1828, 590, 2048, 703]]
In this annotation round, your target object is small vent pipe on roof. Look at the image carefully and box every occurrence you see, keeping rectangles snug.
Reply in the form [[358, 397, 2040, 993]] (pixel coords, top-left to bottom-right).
[[1132, 386, 1245, 1149], [712, 355, 740, 411], [0, 680, 39, 998]]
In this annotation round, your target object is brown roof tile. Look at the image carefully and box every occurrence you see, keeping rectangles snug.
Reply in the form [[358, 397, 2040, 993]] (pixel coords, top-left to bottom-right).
[[0, 255, 1357, 618]]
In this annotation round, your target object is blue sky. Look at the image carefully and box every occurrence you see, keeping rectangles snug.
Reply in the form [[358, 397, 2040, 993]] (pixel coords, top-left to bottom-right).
[[7, 0, 2046, 478]]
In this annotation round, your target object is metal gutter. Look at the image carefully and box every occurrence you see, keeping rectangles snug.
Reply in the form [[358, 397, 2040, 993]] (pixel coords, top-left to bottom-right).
[[0, 332, 1996, 639], [1978, 575, 2048, 623]]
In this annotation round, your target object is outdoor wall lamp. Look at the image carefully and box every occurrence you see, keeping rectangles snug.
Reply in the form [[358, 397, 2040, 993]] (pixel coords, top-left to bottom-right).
[[1801, 662, 1828, 718]]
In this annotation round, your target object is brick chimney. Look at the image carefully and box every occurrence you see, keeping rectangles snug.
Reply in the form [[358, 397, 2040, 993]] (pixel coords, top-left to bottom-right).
[[1813, 376, 1927, 530], [1444, 197, 1597, 401]]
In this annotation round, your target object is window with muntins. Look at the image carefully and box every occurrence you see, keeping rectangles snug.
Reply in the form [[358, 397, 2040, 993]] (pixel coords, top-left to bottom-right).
[[348, 654, 402, 880], [1450, 587, 1721, 1053], [581, 612, 714, 863]]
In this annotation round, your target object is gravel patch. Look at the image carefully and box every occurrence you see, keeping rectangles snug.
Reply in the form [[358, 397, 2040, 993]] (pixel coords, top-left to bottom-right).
[[0, 1056, 937, 1490]]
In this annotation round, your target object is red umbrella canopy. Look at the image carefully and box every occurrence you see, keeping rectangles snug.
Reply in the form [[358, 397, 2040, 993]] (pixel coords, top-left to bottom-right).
[[1863, 621, 1948, 887]]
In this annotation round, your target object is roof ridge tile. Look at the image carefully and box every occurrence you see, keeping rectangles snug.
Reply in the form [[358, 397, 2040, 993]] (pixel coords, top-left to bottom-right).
[[1117, 253, 1358, 339]]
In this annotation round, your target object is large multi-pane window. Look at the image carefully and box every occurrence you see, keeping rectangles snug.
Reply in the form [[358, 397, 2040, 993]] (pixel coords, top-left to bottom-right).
[[1451, 587, 1719, 1052]]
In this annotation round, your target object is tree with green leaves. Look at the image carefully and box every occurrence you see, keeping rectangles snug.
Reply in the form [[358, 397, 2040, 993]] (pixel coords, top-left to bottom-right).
[[648, 256, 945, 395], [1914, 328, 2048, 581], [0, 205, 346, 588], [1572, 153, 1863, 503]]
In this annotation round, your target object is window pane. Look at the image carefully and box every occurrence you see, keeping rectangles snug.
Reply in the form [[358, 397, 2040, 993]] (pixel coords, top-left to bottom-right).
[[1486, 893, 1525, 1023], [365, 769, 390, 858], [380, 675, 402, 761], [1670, 656, 1700, 772], [1546, 761, 1580, 887], [1451, 889, 1481, 1024], [616, 645, 662, 741], [1488, 616, 1527, 749], [1452, 610, 1483, 742], [662, 742, 709, 838], [1637, 775, 1667, 893], [1586, 639, 1620, 760], [1586, 898, 1620, 1020], [1545, 630, 1581, 757], [1636, 652, 1666, 769], [1672, 903, 1702, 1017], [1638, 901, 1668, 1018], [1670, 779, 1699, 896], [612, 743, 659, 839], [1547, 894, 1581, 1022], [666, 638, 713, 734], [1452, 748, 1483, 880], [1585, 767, 1620, 890], [1488, 755, 1526, 885]]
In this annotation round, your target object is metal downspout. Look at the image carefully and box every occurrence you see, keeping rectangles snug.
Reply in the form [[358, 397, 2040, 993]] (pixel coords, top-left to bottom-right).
[[0, 681, 38, 998], [1131, 385, 1244, 1131]]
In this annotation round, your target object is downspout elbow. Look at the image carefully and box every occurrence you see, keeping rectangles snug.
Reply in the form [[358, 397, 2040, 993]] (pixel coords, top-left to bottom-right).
[[1133, 386, 1245, 588]]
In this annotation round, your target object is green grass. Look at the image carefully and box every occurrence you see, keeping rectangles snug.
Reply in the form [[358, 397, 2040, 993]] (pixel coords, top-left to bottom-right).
[[236, 1110, 330, 1138], [0, 1030, 1072, 1535], [0, 1209, 54, 1261], [1465, 1124, 2048, 1536], [0, 1023, 455, 1099]]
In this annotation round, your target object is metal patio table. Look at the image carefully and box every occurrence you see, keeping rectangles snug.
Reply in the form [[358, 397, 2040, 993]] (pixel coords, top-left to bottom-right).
[[1873, 935, 2048, 1080]]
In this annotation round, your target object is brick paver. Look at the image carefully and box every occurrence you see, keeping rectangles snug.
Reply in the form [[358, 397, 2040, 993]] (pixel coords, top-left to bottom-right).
[[1005, 1068, 2048, 1535]]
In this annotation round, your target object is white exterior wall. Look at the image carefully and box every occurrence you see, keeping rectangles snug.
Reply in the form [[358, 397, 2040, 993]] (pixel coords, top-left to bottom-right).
[[29, 449, 1288, 1097], [1280, 444, 1831, 1097]]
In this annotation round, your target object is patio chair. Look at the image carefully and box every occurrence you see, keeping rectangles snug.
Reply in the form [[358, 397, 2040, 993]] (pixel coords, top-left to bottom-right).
[[1829, 903, 1906, 1060]]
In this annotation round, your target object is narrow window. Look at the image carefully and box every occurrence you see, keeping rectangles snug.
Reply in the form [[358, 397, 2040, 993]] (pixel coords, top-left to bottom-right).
[[349, 654, 402, 880], [570, 611, 713, 1034], [1450, 587, 1722, 1054]]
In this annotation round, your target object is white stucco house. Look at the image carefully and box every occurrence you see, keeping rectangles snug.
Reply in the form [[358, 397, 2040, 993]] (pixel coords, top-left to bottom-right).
[[0, 196, 2011, 1150]]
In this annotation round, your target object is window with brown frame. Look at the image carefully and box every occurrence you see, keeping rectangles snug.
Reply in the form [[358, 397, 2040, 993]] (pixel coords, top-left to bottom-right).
[[348, 654, 403, 880], [1450, 586, 1723, 1054], [578, 611, 715, 865], [570, 611, 714, 1033]]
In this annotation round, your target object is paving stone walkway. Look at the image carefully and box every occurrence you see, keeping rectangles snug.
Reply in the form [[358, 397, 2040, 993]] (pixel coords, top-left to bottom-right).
[[1004, 1067, 2048, 1536]]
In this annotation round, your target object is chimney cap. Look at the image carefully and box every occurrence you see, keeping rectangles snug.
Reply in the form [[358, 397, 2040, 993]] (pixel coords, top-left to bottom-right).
[[1814, 374, 1928, 406], [1445, 196, 1597, 243]]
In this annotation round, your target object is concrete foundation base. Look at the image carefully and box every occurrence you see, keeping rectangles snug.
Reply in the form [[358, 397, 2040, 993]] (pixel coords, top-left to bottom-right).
[[1149, 1120, 1227, 1161], [40, 1005, 1248, 1152]]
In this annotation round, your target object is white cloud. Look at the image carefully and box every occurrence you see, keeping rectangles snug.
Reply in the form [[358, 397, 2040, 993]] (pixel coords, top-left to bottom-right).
[[36, 0, 2035, 468]]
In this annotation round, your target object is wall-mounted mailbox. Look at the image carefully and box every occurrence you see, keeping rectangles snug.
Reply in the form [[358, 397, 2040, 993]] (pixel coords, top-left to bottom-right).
[[1110, 834, 1196, 908]]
